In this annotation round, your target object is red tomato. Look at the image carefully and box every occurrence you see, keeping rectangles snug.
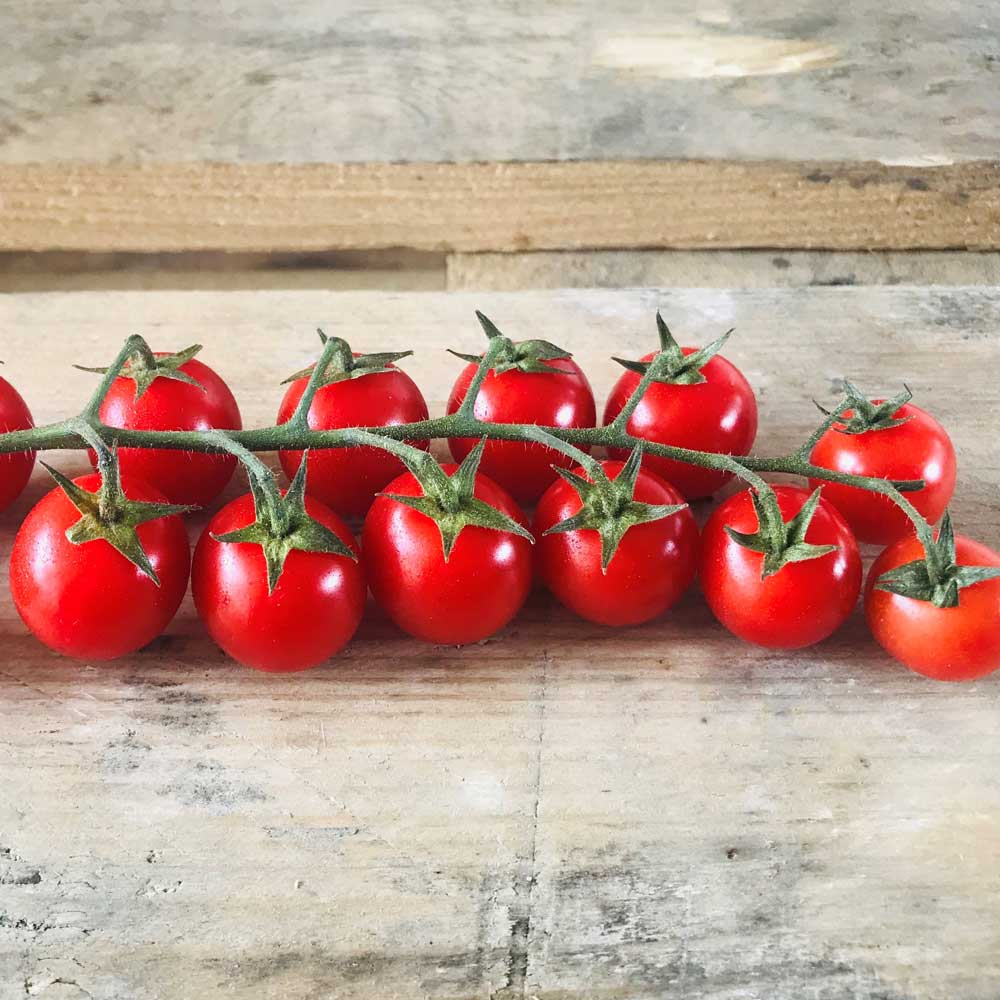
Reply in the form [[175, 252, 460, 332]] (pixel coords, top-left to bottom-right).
[[278, 364, 429, 518], [10, 473, 190, 660], [192, 492, 366, 673], [447, 358, 596, 504], [865, 534, 1000, 681], [95, 354, 242, 507], [700, 485, 862, 649], [0, 375, 34, 513], [603, 348, 757, 500], [810, 401, 956, 544], [533, 461, 699, 626], [362, 466, 532, 644]]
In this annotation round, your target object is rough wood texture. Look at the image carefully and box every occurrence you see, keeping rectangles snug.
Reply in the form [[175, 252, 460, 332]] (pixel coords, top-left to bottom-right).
[[449, 250, 1000, 290], [2, 160, 999, 253], [1, 2, 997, 164], [1, 287, 999, 1000]]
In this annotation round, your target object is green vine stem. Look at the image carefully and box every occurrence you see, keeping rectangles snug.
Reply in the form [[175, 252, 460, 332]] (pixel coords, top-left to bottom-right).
[[0, 331, 936, 554]]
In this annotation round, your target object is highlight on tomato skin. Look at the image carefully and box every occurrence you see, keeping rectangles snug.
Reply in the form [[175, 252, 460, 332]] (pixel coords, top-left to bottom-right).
[[809, 398, 956, 545], [699, 485, 862, 650], [865, 534, 1000, 682], [0, 375, 35, 514], [192, 491, 366, 674]]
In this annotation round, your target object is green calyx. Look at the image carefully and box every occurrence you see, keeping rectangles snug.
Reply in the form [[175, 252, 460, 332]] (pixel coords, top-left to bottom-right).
[[282, 328, 413, 386], [43, 447, 195, 586], [613, 311, 733, 386], [542, 444, 687, 572], [379, 438, 534, 560], [212, 452, 356, 594], [875, 512, 1000, 608], [816, 380, 914, 435], [448, 310, 574, 376], [726, 486, 837, 579], [76, 343, 205, 401]]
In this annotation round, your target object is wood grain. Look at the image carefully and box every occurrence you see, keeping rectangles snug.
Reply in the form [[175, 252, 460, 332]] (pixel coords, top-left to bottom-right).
[[1, 287, 999, 1000], [2, 160, 999, 253], [1, 1, 997, 165]]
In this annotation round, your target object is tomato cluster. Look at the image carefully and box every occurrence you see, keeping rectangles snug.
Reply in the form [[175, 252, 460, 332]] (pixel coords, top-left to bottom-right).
[[1, 321, 997, 684]]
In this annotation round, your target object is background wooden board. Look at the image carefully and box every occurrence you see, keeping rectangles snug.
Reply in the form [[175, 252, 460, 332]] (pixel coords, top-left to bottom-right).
[[449, 250, 1000, 291], [1, 287, 999, 1000], [1, 1, 998, 165], [2, 160, 999, 253]]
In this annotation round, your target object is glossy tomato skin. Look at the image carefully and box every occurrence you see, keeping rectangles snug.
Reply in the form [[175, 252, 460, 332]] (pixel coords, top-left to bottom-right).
[[809, 401, 956, 544], [447, 358, 597, 505], [533, 462, 699, 626], [362, 466, 532, 644], [0, 376, 35, 513], [278, 366, 429, 519], [95, 355, 242, 508], [10, 473, 190, 660], [192, 493, 366, 673], [603, 349, 757, 500], [865, 535, 1000, 681], [700, 485, 862, 649]]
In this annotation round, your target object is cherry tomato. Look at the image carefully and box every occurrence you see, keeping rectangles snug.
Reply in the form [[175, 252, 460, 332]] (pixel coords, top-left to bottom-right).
[[533, 461, 699, 626], [700, 485, 862, 649], [447, 358, 596, 504], [810, 401, 956, 544], [193, 493, 366, 673], [0, 375, 34, 513], [94, 354, 242, 507], [865, 534, 1000, 681], [278, 363, 429, 519], [603, 348, 757, 500], [362, 466, 532, 644], [10, 473, 190, 660]]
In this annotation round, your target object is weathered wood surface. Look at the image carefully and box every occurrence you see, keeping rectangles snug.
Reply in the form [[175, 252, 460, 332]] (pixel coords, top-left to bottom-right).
[[1, 287, 999, 1000], [450, 251, 1000, 291], [2, 160, 999, 253], [1, 2, 997, 164]]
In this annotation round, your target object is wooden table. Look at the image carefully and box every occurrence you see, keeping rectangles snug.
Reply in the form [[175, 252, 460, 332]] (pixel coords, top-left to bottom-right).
[[1, 287, 998, 1000]]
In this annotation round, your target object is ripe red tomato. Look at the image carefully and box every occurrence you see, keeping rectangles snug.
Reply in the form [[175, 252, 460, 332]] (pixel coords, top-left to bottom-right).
[[10, 473, 190, 660], [603, 348, 757, 500], [94, 354, 242, 507], [278, 363, 429, 518], [447, 358, 596, 504], [533, 461, 698, 626], [193, 492, 366, 673], [0, 375, 34, 513], [810, 400, 956, 544], [362, 466, 532, 644], [865, 534, 1000, 681], [700, 485, 862, 649]]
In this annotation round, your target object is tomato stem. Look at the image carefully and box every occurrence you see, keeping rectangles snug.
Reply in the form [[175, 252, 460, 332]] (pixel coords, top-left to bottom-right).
[[0, 327, 940, 559]]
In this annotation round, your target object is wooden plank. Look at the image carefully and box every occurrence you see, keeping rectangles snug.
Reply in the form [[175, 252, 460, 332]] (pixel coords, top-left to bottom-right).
[[449, 250, 1000, 290], [1, 160, 999, 253], [0, 2, 997, 165], [1, 287, 999, 999]]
